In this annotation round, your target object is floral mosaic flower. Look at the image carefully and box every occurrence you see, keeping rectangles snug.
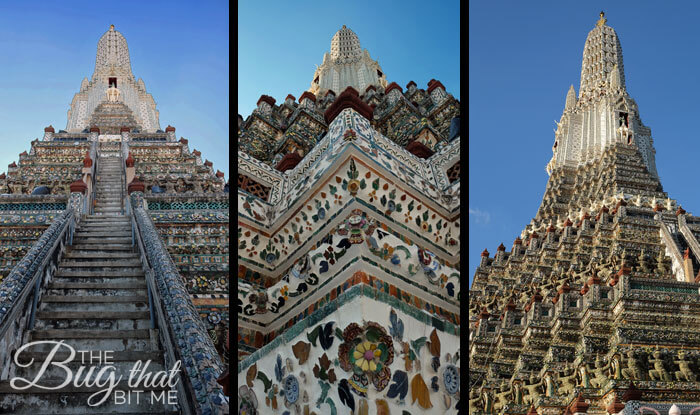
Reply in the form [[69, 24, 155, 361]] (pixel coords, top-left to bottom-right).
[[353, 341, 382, 372], [443, 365, 459, 395], [283, 375, 299, 405], [338, 322, 394, 394]]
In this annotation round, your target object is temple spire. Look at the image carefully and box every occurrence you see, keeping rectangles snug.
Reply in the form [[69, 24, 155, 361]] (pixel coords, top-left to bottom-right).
[[579, 11, 625, 98], [545, 12, 658, 180], [93, 24, 133, 80], [309, 26, 388, 95]]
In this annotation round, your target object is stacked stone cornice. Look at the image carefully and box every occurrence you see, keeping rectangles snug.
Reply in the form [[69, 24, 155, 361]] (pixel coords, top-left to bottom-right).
[[239, 79, 460, 168], [238, 106, 460, 362]]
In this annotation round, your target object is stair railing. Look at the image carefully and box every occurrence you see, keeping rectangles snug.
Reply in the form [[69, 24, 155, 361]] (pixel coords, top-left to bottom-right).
[[119, 141, 127, 215], [88, 140, 98, 215], [125, 191, 228, 414], [0, 198, 79, 380]]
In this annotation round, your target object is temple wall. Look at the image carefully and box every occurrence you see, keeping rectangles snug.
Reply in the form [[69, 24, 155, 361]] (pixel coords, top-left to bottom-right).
[[237, 293, 461, 414]]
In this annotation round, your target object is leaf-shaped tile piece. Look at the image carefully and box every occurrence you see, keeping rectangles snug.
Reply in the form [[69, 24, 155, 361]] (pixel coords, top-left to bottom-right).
[[376, 399, 390, 415], [256, 371, 272, 392], [246, 363, 257, 387], [335, 327, 344, 341], [366, 325, 382, 342], [307, 325, 321, 347], [402, 342, 412, 371], [328, 368, 337, 384], [338, 379, 355, 412], [275, 354, 284, 382], [293, 341, 311, 365], [325, 397, 337, 415], [358, 398, 369, 415], [410, 337, 427, 358], [428, 329, 441, 357], [410, 373, 433, 409], [319, 353, 331, 370], [389, 309, 404, 341], [317, 380, 331, 408], [320, 322, 334, 350], [386, 370, 408, 400], [443, 393, 451, 409]]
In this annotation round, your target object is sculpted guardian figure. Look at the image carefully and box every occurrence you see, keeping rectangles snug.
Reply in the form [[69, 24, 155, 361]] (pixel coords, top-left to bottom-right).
[[621, 350, 645, 380], [674, 350, 696, 382], [648, 349, 671, 381]]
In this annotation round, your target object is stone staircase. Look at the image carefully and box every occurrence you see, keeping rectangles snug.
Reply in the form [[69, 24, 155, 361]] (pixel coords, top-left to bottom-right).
[[0, 147, 178, 413]]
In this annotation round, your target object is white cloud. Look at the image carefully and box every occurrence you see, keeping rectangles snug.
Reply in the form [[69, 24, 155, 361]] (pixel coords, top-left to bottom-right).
[[469, 207, 490, 224]]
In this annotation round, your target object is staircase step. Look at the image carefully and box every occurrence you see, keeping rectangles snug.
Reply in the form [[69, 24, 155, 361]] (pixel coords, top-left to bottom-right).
[[34, 313, 151, 330], [78, 225, 130, 230], [51, 277, 146, 286], [0, 384, 176, 415], [73, 232, 132, 238], [42, 295, 148, 303], [0, 380, 167, 393], [36, 311, 150, 320], [59, 260, 142, 267], [13, 359, 165, 388], [68, 245, 134, 251], [64, 252, 138, 259], [81, 219, 129, 222], [50, 281, 146, 289], [41, 300, 148, 312], [75, 228, 131, 234], [45, 288, 147, 297], [31, 329, 150, 340], [73, 237, 132, 244], [17, 350, 163, 363], [80, 220, 130, 224], [55, 270, 144, 277]]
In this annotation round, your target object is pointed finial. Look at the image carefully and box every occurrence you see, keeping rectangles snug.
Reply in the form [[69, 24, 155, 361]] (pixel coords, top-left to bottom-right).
[[110, 24, 115, 30], [565, 85, 577, 110], [597, 11, 607, 27]]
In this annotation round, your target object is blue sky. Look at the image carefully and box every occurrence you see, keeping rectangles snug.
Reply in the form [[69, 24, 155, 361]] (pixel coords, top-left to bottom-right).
[[469, 2, 700, 283], [0, 0, 229, 180], [237, 0, 460, 118]]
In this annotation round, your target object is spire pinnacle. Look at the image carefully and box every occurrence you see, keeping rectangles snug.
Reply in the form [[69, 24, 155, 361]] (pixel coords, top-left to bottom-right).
[[565, 85, 577, 110], [597, 11, 607, 27]]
